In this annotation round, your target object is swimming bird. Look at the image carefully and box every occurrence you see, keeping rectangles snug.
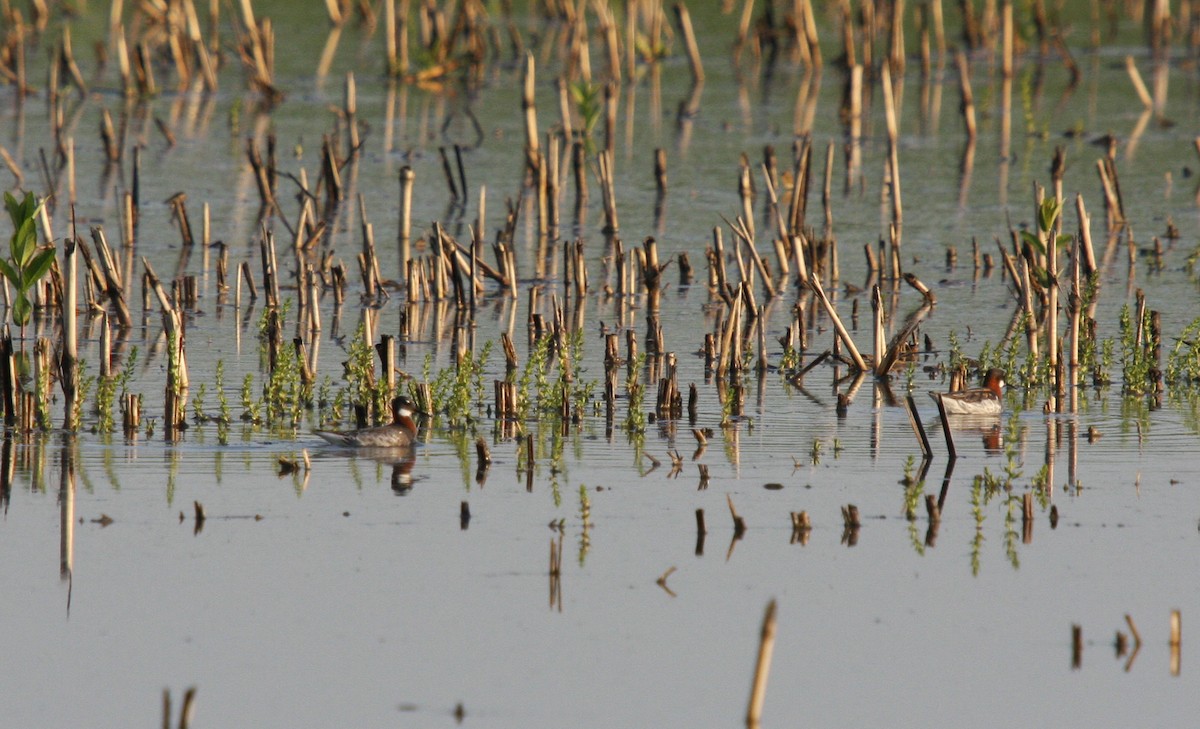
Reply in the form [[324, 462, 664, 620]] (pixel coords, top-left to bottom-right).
[[930, 368, 1006, 416], [314, 396, 419, 448]]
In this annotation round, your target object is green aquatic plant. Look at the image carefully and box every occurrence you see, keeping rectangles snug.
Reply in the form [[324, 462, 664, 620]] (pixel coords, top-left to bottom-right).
[[94, 371, 117, 433], [569, 80, 602, 150], [1118, 303, 1155, 394], [214, 360, 230, 444], [345, 321, 386, 423], [516, 335, 551, 422], [947, 330, 964, 373], [427, 341, 493, 426], [1020, 197, 1071, 265], [74, 360, 92, 432], [577, 483, 592, 567], [263, 336, 307, 430], [94, 349, 138, 434], [1, 192, 55, 332], [241, 372, 261, 423], [902, 461, 923, 520], [214, 360, 230, 422], [1002, 494, 1021, 569], [192, 383, 207, 422], [1166, 316, 1200, 385], [779, 343, 800, 372], [624, 378, 646, 435]]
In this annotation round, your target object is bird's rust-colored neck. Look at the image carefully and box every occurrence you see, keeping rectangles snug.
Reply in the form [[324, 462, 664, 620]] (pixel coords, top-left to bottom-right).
[[983, 370, 1005, 398]]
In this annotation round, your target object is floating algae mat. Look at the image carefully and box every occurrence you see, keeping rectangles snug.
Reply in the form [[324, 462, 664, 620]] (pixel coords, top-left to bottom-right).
[[1, 1, 1199, 726]]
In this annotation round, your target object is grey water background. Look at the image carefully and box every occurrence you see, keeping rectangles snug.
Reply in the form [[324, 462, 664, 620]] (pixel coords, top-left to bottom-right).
[[2, 2, 1200, 726]]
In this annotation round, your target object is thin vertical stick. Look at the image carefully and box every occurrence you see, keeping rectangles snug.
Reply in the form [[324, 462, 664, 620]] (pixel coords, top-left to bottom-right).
[[906, 395, 933, 459], [399, 165, 414, 271], [522, 52, 540, 180], [673, 3, 705, 85], [934, 394, 957, 460], [745, 599, 778, 726], [881, 64, 903, 246], [62, 230, 78, 430]]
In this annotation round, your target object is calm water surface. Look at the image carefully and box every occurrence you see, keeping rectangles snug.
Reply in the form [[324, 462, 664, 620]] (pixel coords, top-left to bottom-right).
[[2, 2, 1200, 727]]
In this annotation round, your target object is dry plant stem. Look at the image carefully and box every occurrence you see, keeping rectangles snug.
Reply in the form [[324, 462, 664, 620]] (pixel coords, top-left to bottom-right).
[[759, 165, 795, 277], [906, 395, 933, 459], [89, 227, 134, 328], [1018, 256, 1039, 358], [143, 258, 189, 434], [933, 394, 956, 460], [521, 52, 539, 180], [1124, 614, 1142, 646], [1044, 192, 1060, 393], [1096, 158, 1125, 228], [745, 599, 778, 727], [728, 216, 776, 298], [871, 285, 886, 375], [956, 52, 976, 140], [902, 273, 936, 304], [809, 273, 866, 371], [881, 64, 903, 251], [726, 494, 747, 535], [673, 3, 705, 84], [61, 233, 78, 430], [1125, 56, 1154, 110], [1074, 193, 1098, 275]]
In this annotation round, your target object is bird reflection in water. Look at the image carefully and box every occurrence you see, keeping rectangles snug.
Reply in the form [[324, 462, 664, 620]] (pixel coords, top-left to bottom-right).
[[947, 415, 1004, 455], [308, 447, 419, 493]]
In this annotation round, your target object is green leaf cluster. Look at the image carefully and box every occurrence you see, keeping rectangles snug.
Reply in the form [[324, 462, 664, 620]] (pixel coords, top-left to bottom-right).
[[2, 192, 55, 327]]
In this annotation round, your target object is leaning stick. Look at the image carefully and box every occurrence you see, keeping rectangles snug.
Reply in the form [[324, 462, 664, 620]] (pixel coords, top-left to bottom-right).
[[673, 3, 705, 85], [933, 394, 957, 460], [809, 273, 867, 371], [1125, 56, 1153, 110], [746, 599, 778, 726], [906, 395, 933, 459]]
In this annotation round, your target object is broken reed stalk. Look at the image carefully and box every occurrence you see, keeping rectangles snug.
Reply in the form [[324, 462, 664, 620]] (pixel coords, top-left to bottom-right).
[[88, 226, 134, 328], [905, 395, 933, 459], [397, 165, 415, 269], [1124, 614, 1142, 647], [1125, 56, 1154, 110], [1074, 193, 1098, 276], [1096, 156, 1125, 229], [673, 2, 705, 85], [881, 63, 903, 245], [759, 165, 796, 279], [808, 273, 867, 371], [933, 394, 957, 460], [61, 233, 78, 430], [956, 52, 977, 141], [521, 52, 539, 181], [745, 599, 778, 727], [598, 150, 620, 233], [0, 334, 16, 428], [871, 285, 887, 376], [841, 504, 861, 528], [143, 258, 189, 436], [726, 494, 747, 536], [902, 272, 936, 304], [729, 216, 775, 299]]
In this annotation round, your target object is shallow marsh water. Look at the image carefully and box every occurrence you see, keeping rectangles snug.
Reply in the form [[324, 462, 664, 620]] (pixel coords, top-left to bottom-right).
[[2, 2, 1200, 727]]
